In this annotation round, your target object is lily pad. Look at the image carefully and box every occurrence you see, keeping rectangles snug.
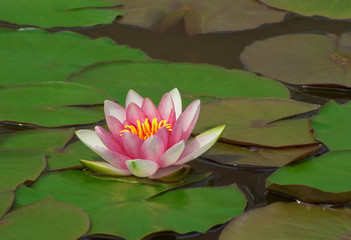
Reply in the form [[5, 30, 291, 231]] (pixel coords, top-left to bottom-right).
[[241, 32, 351, 87], [261, 0, 351, 20], [311, 101, 351, 151], [203, 142, 321, 167], [0, 197, 90, 240], [67, 60, 290, 106], [0, 128, 74, 151], [220, 202, 351, 240], [0, 0, 124, 28], [266, 151, 351, 204], [0, 29, 148, 85], [0, 82, 114, 127], [15, 170, 246, 240], [0, 191, 14, 218], [0, 151, 46, 191], [194, 98, 319, 147], [118, 0, 286, 35]]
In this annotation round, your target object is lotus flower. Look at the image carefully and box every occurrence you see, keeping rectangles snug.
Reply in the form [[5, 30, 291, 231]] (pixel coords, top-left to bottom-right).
[[76, 88, 225, 179]]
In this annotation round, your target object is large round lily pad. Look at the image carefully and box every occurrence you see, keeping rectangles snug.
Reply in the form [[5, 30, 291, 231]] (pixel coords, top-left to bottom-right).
[[311, 101, 351, 151], [220, 202, 351, 240], [0, 151, 46, 191], [0, 29, 148, 85], [118, 0, 286, 35], [15, 170, 246, 240], [241, 32, 351, 87], [194, 98, 319, 147], [0, 82, 114, 127], [266, 151, 351, 204], [0, 197, 90, 240], [0, 191, 14, 218], [203, 142, 321, 167], [0, 0, 124, 28], [261, 0, 351, 20], [67, 60, 290, 106]]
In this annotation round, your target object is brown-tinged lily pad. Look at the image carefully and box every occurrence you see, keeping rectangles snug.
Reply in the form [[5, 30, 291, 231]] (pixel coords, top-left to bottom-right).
[[118, 0, 286, 35], [194, 98, 319, 148], [311, 101, 351, 151], [203, 142, 321, 167], [266, 151, 351, 204], [0, 151, 46, 191], [241, 32, 351, 88], [0, 191, 14, 219], [261, 0, 351, 20], [220, 202, 351, 240], [0, 197, 90, 240]]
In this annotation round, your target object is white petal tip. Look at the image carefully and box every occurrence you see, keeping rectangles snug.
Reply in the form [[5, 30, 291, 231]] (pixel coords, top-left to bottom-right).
[[80, 160, 131, 176]]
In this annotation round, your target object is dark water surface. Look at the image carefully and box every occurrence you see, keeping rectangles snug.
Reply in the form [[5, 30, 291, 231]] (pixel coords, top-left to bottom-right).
[[3, 13, 351, 240]]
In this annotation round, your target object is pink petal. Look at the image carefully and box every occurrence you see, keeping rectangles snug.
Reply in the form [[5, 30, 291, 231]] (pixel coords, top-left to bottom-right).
[[155, 126, 170, 148], [160, 140, 185, 167], [140, 135, 165, 163], [141, 97, 161, 120], [126, 89, 144, 108], [126, 159, 159, 177], [104, 100, 126, 123], [158, 92, 175, 121], [80, 160, 131, 176], [120, 131, 143, 159], [180, 100, 200, 142], [75, 130, 107, 151], [94, 146, 130, 170], [167, 108, 176, 126], [95, 126, 126, 155], [126, 102, 148, 126], [105, 116, 124, 142], [176, 125, 225, 165], [149, 165, 186, 179], [168, 115, 184, 147], [169, 88, 182, 119]]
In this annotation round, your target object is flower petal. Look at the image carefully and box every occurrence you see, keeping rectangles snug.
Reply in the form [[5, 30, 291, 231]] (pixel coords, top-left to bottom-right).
[[160, 140, 185, 167], [126, 102, 148, 126], [158, 92, 175, 121], [104, 100, 126, 123], [140, 135, 165, 163], [94, 146, 130, 170], [181, 99, 200, 142], [149, 165, 189, 180], [75, 129, 107, 151], [141, 97, 161, 120], [120, 131, 143, 159], [176, 125, 225, 165], [126, 89, 144, 108], [80, 160, 131, 176], [106, 116, 124, 142], [169, 88, 182, 119], [168, 115, 184, 147], [126, 159, 159, 177], [95, 126, 126, 155], [155, 126, 170, 148]]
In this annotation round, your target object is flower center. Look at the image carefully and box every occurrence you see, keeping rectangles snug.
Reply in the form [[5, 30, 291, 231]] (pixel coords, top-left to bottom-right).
[[120, 118, 172, 140]]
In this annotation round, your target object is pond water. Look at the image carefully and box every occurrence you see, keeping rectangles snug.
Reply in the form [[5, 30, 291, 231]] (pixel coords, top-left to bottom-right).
[[2, 10, 351, 240]]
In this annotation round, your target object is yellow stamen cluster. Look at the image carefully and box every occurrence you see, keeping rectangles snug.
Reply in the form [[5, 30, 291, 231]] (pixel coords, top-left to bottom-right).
[[120, 118, 172, 140]]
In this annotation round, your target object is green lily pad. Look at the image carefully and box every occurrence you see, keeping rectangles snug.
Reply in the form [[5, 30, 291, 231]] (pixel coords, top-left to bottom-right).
[[67, 60, 290, 106], [0, 82, 114, 127], [0, 191, 14, 218], [220, 202, 351, 240], [0, 29, 148, 85], [194, 98, 319, 147], [0, 0, 124, 28], [15, 170, 246, 240], [203, 142, 321, 167], [0, 197, 90, 240], [261, 0, 351, 20], [266, 151, 351, 204], [311, 101, 351, 151], [118, 0, 286, 35], [0, 151, 46, 191], [241, 32, 351, 88], [0, 128, 74, 151]]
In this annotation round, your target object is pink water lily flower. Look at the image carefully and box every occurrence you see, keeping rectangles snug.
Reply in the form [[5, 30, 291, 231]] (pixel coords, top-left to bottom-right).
[[76, 88, 225, 179]]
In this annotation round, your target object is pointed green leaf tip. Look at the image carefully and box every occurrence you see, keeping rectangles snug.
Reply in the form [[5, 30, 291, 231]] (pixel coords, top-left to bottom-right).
[[80, 160, 130, 176]]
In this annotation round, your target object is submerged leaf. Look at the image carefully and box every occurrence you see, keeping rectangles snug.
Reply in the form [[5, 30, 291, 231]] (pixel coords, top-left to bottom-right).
[[0, 191, 14, 218]]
